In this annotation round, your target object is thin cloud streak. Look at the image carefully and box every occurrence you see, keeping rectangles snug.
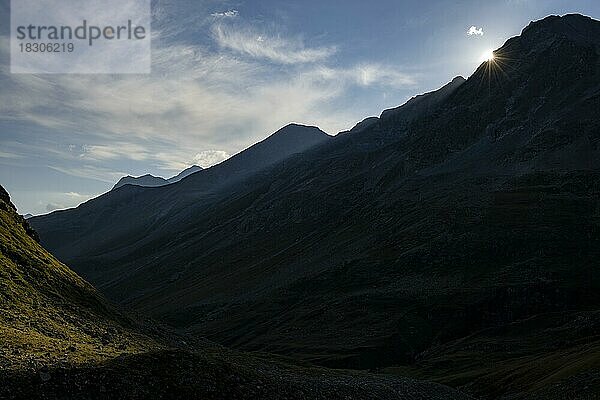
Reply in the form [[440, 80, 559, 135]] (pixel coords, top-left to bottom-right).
[[212, 24, 337, 64]]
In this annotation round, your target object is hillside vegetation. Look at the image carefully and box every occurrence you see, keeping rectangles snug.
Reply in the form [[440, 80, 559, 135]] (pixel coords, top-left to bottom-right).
[[0, 185, 468, 399]]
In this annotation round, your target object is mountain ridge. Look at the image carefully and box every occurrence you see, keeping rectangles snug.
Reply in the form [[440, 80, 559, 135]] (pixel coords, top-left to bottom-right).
[[112, 165, 203, 190], [31, 123, 332, 274]]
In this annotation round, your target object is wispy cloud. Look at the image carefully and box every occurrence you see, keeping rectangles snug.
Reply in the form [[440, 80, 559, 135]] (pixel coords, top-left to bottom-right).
[[305, 64, 417, 89], [46, 202, 65, 212], [0, 151, 23, 159], [211, 10, 238, 18], [0, 3, 418, 211], [80, 143, 152, 162], [47, 164, 128, 184], [467, 26, 484, 36], [64, 191, 90, 199], [212, 24, 336, 64], [44, 191, 94, 212]]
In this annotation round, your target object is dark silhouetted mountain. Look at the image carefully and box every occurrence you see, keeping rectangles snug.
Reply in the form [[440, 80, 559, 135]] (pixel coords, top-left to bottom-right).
[[113, 174, 168, 189], [167, 165, 203, 183], [112, 165, 203, 190], [338, 116, 380, 135], [31, 124, 331, 278], [0, 185, 467, 399], [30, 14, 600, 398], [22, 213, 34, 219], [206, 123, 330, 180], [380, 75, 466, 124]]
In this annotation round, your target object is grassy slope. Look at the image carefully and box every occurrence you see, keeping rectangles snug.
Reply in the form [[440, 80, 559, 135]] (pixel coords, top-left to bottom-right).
[[0, 187, 468, 400], [0, 189, 159, 370], [386, 311, 600, 399]]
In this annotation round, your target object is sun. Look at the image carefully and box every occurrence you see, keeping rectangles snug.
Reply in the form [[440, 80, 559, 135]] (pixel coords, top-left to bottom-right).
[[480, 49, 495, 63]]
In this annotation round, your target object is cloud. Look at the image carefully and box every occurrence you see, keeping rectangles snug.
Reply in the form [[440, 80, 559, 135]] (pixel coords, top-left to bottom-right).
[[80, 143, 152, 162], [211, 10, 238, 18], [212, 24, 336, 64], [467, 26, 484, 36], [46, 202, 65, 212], [353, 64, 416, 88], [0, 6, 418, 196], [45, 192, 94, 212], [193, 150, 231, 168], [305, 64, 416, 89], [0, 151, 23, 159], [47, 165, 128, 184], [64, 192, 91, 199], [1, 35, 415, 174]]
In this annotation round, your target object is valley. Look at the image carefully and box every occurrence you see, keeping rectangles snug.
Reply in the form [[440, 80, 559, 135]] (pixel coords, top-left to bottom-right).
[[3, 12, 600, 400]]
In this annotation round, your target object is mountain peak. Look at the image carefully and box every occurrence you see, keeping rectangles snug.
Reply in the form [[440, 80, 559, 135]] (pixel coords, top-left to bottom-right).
[[0, 185, 14, 210], [339, 116, 380, 135], [258, 124, 330, 149], [167, 165, 203, 183], [451, 75, 466, 85], [274, 123, 329, 137], [1, 185, 39, 241], [521, 14, 600, 47]]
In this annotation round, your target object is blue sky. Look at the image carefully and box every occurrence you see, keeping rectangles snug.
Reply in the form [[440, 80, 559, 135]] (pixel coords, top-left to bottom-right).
[[0, 0, 598, 215]]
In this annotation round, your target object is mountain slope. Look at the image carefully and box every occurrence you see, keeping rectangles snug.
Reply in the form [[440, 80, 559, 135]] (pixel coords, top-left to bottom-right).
[[380, 75, 466, 125], [0, 184, 469, 399], [32, 123, 330, 280], [29, 14, 600, 398], [0, 186, 155, 370], [388, 310, 600, 399]]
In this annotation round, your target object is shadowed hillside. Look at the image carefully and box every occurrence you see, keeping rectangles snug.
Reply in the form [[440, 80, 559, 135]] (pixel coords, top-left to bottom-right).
[[1, 185, 468, 399]]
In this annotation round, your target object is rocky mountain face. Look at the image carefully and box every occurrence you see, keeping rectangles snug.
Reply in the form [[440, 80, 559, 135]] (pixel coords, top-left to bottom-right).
[[0, 184, 469, 399], [29, 14, 600, 398], [112, 165, 203, 190]]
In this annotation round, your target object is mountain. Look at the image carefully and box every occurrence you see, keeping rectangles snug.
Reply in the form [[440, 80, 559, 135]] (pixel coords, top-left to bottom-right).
[[113, 173, 168, 189], [30, 14, 600, 398], [112, 165, 203, 190], [167, 165, 203, 183], [31, 123, 331, 282], [22, 213, 33, 219], [339, 76, 466, 137], [338, 116, 380, 135], [0, 184, 467, 399], [380, 75, 466, 127], [199, 123, 330, 182], [109, 124, 329, 191], [0, 185, 150, 367]]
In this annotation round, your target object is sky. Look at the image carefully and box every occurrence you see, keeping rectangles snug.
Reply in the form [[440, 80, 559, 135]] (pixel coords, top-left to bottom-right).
[[0, 0, 598, 215]]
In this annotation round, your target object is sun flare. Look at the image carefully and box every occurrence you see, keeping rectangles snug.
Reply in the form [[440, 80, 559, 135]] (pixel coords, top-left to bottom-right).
[[480, 49, 495, 62]]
